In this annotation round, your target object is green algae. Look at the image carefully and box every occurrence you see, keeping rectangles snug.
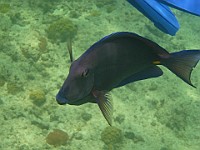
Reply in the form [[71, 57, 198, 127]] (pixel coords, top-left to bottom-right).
[[7, 82, 23, 95], [0, 75, 6, 87], [0, 3, 10, 14], [95, 0, 115, 8], [38, 37, 48, 53]]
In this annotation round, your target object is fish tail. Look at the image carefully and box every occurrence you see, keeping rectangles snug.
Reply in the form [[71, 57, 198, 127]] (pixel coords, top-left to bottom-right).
[[162, 50, 200, 87]]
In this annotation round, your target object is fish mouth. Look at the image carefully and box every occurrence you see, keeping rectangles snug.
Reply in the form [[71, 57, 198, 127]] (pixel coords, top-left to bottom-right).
[[56, 92, 84, 105], [56, 93, 68, 105]]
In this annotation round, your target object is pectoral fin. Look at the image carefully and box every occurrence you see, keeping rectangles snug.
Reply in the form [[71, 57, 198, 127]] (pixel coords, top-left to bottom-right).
[[92, 90, 113, 126]]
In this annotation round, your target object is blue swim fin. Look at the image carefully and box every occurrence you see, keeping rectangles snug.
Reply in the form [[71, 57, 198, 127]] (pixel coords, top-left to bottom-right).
[[127, 0, 179, 35], [160, 0, 200, 16]]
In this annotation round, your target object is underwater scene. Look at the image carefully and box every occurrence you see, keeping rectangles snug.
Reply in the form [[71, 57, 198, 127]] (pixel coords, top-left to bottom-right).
[[0, 0, 200, 150]]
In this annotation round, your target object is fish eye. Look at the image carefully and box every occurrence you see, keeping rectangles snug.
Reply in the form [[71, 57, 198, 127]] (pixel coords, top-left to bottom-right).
[[81, 69, 89, 77]]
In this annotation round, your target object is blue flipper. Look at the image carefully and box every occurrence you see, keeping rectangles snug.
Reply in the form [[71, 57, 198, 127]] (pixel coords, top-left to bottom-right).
[[115, 66, 163, 88], [160, 0, 200, 16], [127, 0, 179, 35]]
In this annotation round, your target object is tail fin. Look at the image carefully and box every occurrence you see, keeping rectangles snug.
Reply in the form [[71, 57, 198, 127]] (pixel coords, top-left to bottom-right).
[[162, 50, 200, 87]]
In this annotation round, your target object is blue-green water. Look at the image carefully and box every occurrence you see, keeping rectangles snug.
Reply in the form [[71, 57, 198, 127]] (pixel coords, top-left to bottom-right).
[[0, 0, 200, 150]]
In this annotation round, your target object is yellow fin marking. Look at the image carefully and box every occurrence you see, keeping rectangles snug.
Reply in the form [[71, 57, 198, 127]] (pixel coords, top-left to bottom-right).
[[153, 60, 161, 65]]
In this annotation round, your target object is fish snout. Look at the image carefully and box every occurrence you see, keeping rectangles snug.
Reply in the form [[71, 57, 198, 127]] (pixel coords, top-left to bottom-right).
[[56, 92, 68, 105]]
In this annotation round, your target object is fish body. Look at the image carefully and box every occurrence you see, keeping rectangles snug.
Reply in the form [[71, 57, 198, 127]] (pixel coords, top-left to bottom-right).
[[56, 32, 200, 125], [79, 33, 165, 90]]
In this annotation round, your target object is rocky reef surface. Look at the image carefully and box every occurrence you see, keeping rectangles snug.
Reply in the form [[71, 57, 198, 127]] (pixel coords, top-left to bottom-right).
[[0, 0, 200, 150]]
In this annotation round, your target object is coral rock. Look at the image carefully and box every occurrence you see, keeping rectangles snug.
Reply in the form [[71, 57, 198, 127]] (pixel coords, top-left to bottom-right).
[[46, 18, 77, 42], [29, 89, 46, 107], [101, 126, 123, 145], [46, 129, 69, 147]]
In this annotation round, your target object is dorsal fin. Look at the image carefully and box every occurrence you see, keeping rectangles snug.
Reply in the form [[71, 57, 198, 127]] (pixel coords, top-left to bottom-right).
[[67, 38, 73, 63]]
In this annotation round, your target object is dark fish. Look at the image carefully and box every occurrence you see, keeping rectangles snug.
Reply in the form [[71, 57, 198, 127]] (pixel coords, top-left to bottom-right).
[[56, 32, 200, 125]]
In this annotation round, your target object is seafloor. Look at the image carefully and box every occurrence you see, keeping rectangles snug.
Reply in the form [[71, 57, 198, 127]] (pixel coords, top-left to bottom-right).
[[0, 0, 200, 150]]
